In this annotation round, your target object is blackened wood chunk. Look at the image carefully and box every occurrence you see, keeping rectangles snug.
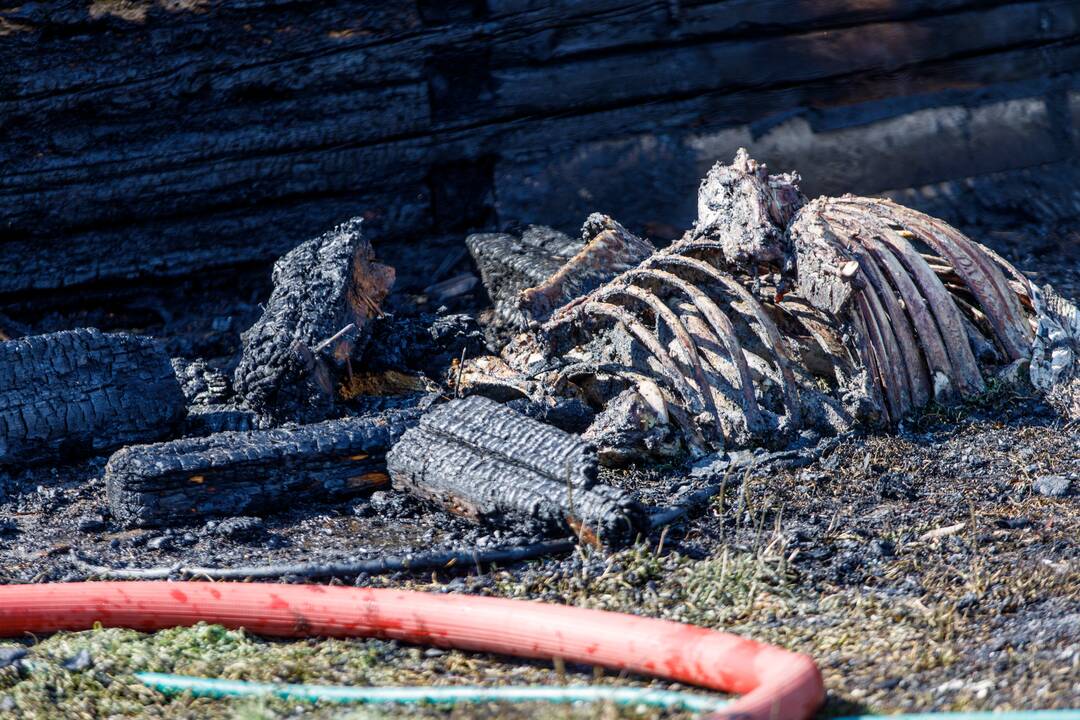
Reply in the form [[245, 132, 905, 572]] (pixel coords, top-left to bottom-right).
[[1030, 283, 1080, 420], [234, 218, 395, 423], [0, 329, 185, 466], [467, 225, 582, 330], [106, 408, 421, 528], [181, 405, 262, 436], [468, 218, 654, 331], [171, 357, 232, 407], [387, 396, 645, 546]]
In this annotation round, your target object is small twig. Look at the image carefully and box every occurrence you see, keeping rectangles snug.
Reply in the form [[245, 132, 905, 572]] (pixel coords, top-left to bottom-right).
[[453, 346, 467, 398], [69, 538, 576, 582], [314, 323, 357, 353], [647, 482, 726, 530]]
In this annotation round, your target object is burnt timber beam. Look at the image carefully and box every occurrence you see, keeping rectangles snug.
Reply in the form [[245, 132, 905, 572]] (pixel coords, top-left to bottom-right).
[[0, 328, 185, 466], [387, 396, 646, 545], [106, 407, 420, 528]]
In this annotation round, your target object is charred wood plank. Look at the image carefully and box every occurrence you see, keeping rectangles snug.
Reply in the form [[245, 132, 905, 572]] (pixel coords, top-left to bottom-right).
[[387, 396, 645, 545], [0, 329, 185, 466], [106, 408, 421, 528], [233, 218, 394, 423], [3, 0, 1077, 295]]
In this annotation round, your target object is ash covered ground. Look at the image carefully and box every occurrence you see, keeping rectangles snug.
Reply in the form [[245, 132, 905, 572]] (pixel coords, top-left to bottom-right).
[[0, 202, 1077, 717]]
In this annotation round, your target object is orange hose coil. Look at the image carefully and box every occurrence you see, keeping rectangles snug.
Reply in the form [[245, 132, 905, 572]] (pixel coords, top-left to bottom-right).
[[0, 582, 823, 720]]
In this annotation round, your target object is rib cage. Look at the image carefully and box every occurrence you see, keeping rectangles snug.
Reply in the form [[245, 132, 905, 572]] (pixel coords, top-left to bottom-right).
[[789, 195, 1039, 422], [539, 230, 854, 450]]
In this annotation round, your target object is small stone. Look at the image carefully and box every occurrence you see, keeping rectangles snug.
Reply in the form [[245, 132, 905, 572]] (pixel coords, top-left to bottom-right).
[[869, 539, 895, 558], [0, 647, 27, 669], [688, 453, 730, 480], [996, 358, 1030, 388], [215, 516, 264, 540], [1033, 475, 1071, 497], [77, 516, 107, 533], [956, 592, 979, 613], [146, 535, 170, 550], [876, 472, 916, 501], [62, 649, 93, 672]]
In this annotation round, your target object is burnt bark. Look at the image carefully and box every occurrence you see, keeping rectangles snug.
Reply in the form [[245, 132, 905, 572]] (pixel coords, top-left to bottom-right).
[[387, 396, 645, 545], [106, 407, 420, 527], [233, 218, 394, 423], [0, 329, 184, 466]]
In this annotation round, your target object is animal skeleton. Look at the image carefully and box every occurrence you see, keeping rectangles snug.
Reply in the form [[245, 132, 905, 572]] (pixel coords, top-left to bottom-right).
[[468, 151, 1080, 461]]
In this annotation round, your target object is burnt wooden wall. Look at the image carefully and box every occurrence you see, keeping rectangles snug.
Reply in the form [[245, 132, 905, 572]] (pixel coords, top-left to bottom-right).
[[2, 0, 1079, 295]]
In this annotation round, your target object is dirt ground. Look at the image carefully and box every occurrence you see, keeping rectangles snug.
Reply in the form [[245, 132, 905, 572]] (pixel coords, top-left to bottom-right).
[[0, 199, 1077, 718]]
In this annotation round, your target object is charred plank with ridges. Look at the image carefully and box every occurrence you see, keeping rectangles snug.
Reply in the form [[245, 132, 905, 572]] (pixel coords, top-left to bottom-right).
[[106, 408, 420, 527], [387, 397, 644, 545], [0, 328, 184, 466]]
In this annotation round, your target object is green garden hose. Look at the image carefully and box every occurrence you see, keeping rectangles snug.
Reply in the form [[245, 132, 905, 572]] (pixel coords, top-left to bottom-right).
[[137, 672, 729, 713]]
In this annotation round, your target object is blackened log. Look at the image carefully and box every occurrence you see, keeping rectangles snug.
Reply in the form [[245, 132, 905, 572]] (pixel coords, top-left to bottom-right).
[[4, 0, 1075, 297], [0, 311, 28, 341], [233, 218, 395, 423], [181, 405, 262, 437], [3, 0, 1078, 298], [0, 329, 184, 466], [106, 408, 420, 528], [467, 225, 582, 330], [387, 396, 645, 546]]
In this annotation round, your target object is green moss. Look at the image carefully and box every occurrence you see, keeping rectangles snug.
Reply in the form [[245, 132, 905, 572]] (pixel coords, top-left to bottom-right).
[[0, 620, 702, 719]]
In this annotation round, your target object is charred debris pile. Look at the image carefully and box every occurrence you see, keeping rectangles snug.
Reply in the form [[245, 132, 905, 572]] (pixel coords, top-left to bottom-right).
[[2, 152, 1078, 559]]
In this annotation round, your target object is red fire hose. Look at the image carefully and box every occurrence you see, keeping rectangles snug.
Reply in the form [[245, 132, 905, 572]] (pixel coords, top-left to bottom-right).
[[0, 582, 823, 720]]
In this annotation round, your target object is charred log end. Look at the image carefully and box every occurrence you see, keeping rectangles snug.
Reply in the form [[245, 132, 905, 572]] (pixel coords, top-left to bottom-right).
[[387, 396, 645, 547], [106, 409, 419, 528], [0, 329, 185, 467]]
